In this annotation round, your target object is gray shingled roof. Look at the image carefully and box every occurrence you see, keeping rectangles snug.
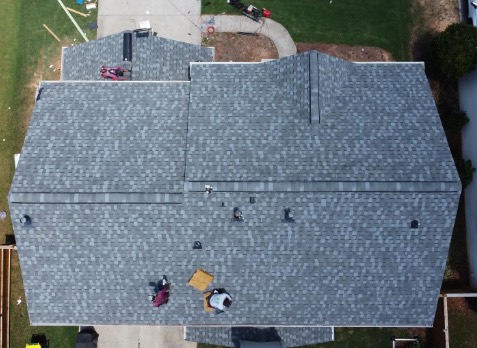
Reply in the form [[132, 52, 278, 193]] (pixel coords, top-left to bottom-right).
[[185, 327, 333, 347], [9, 50, 460, 328], [61, 32, 213, 81], [11, 81, 190, 195], [187, 55, 457, 183]]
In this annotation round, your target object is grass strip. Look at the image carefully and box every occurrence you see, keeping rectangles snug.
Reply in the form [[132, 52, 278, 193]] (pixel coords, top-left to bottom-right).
[[1, 0, 97, 346], [202, 0, 412, 61]]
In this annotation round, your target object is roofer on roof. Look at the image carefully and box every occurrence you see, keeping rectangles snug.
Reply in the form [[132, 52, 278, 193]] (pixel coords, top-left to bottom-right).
[[207, 288, 232, 314], [149, 275, 170, 308]]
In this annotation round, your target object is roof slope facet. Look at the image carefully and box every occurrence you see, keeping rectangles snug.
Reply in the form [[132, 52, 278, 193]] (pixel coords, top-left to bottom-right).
[[11, 81, 190, 195], [9, 49, 460, 328], [62, 33, 213, 81], [185, 326, 334, 347]]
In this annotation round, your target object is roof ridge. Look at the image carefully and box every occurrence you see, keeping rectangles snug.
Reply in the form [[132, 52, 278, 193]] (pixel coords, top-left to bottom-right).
[[9, 192, 184, 204], [309, 51, 319, 125], [185, 180, 461, 192]]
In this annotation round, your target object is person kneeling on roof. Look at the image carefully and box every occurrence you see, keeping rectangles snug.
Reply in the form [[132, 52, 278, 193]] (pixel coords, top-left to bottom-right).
[[208, 288, 232, 314], [148, 275, 170, 308]]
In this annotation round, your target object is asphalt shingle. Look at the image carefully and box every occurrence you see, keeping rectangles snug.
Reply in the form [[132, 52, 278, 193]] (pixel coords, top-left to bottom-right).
[[9, 49, 461, 330], [62, 32, 213, 81], [185, 326, 334, 347], [11, 81, 190, 194]]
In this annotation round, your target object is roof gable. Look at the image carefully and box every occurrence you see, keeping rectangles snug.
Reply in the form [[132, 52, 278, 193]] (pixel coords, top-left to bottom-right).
[[62, 32, 214, 81]]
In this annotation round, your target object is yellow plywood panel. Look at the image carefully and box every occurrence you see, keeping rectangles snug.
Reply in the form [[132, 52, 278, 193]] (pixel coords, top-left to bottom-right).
[[188, 269, 214, 291], [203, 291, 214, 312]]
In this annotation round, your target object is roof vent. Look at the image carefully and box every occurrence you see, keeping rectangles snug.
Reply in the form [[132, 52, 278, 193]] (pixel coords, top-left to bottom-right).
[[233, 207, 244, 222], [193, 241, 202, 250], [283, 208, 295, 223], [250, 197, 256, 204], [221, 202, 225, 207], [410, 219, 419, 229], [205, 185, 213, 193], [20, 214, 32, 226]]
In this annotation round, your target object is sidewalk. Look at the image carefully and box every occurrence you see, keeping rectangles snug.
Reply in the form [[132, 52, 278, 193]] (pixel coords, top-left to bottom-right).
[[95, 326, 196, 348], [200, 15, 297, 58]]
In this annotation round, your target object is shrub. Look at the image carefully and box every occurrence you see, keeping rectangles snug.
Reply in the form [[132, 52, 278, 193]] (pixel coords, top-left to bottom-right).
[[442, 110, 470, 131], [456, 158, 476, 189], [427, 23, 477, 81]]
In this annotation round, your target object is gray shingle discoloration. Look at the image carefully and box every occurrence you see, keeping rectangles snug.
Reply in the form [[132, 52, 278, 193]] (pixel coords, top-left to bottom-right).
[[10, 47, 460, 329], [11, 81, 190, 193], [10, 191, 459, 326], [185, 326, 334, 347], [187, 53, 456, 183], [132, 36, 214, 81], [62, 33, 124, 81], [62, 33, 213, 81]]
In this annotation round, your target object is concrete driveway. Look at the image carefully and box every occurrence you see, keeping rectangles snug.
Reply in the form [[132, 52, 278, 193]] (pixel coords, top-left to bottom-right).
[[97, 0, 202, 44], [95, 326, 196, 348]]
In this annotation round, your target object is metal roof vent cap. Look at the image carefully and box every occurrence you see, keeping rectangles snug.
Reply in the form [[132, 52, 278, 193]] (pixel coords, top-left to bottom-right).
[[410, 219, 419, 229], [233, 207, 244, 222], [205, 185, 213, 193], [20, 214, 32, 226], [193, 241, 202, 250], [283, 208, 295, 223]]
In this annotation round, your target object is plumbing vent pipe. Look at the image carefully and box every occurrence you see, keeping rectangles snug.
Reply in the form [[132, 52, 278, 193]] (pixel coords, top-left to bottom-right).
[[123, 32, 133, 61], [20, 214, 32, 226]]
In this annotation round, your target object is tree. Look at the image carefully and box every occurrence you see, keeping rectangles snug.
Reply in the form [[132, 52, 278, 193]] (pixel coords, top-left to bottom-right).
[[427, 23, 477, 81]]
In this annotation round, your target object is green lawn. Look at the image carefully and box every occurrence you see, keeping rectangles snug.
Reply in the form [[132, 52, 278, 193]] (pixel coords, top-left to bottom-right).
[[202, 0, 412, 61], [0, 0, 96, 347], [448, 299, 477, 348]]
